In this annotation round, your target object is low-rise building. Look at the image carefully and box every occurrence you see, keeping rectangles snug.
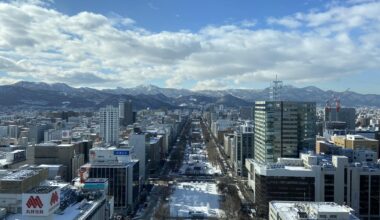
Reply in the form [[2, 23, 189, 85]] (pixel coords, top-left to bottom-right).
[[269, 201, 359, 220], [246, 153, 380, 219], [332, 134, 379, 157]]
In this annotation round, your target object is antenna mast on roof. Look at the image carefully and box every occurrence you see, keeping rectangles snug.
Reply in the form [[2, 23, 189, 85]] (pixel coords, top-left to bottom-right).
[[270, 74, 283, 101]]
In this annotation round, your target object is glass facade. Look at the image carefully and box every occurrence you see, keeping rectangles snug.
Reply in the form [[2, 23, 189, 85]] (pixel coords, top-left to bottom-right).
[[254, 101, 316, 163], [255, 174, 315, 216]]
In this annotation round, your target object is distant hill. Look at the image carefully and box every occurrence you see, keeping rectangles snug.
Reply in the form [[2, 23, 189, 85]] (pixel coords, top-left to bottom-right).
[[0, 81, 379, 109]]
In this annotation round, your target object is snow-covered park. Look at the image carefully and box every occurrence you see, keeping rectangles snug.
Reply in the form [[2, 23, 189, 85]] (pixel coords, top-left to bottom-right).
[[169, 181, 225, 218], [178, 142, 222, 176]]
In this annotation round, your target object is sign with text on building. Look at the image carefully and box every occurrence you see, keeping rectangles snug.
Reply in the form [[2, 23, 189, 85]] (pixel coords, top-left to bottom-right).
[[22, 188, 60, 216], [113, 150, 129, 156], [62, 130, 71, 139]]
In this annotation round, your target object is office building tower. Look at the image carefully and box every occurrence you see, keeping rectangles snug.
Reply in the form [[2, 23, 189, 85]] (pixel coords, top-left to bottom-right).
[[100, 105, 119, 145], [8, 125, 18, 139], [232, 123, 254, 176], [119, 100, 133, 127], [254, 101, 316, 163], [81, 147, 139, 214], [28, 124, 50, 144], [128, 132, 149, 181], [325, 107, 356, 131], [0, 126, 7, 137]]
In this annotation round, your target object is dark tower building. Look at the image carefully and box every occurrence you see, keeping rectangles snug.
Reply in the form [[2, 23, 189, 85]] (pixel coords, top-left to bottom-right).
[[119, 100, 133, 127]]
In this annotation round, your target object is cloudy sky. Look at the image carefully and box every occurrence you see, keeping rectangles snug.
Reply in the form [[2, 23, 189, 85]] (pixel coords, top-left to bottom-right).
[[0, 0, 380, 93]]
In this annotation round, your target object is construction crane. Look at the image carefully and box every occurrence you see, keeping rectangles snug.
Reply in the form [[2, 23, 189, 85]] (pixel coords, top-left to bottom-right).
[[325, 95, 341, 122]]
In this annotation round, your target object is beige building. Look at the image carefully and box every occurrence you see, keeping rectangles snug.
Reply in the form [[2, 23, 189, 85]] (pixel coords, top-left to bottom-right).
[[33, 143, 84, 182], [332, 135, 378, 155]]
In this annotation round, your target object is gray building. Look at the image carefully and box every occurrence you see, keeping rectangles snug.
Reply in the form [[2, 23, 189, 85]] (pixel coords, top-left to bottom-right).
[[324, 107, 356, 131], [232, 123, 254, 177], [254, 101, 316, 163], [128, 132, 150, 181]]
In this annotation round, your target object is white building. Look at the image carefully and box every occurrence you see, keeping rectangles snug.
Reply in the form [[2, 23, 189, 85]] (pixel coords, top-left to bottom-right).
[[269, 201, 359, 220], [246, 153, 380, 219], [99, 105, 119, 145], [211, 119, 233, 138], [81, 147, 139, 214]]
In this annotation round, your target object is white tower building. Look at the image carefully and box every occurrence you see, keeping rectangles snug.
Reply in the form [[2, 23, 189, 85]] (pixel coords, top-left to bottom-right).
[[99, 105, 119, 145]]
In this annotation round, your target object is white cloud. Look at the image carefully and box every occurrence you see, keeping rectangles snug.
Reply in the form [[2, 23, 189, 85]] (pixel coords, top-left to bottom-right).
[[267, 16, 302, 28], [240, 19, 257, 28], [192, 80, 227, 91], [0, 77, 18, 85], [0, 1, 379, 90]]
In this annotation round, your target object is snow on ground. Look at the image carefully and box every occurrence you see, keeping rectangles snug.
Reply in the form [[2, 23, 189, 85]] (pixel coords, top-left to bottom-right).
[[178, 142, 222, 176], [169, 181, 225, 218]]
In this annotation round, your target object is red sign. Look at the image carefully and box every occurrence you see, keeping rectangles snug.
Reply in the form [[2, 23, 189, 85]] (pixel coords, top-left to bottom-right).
[[50, 191, 59, 206], [26, 196, 43, 209]]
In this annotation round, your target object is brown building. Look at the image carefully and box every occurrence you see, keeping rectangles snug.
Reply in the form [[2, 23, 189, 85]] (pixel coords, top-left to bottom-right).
[[33, 143, 85, 181]]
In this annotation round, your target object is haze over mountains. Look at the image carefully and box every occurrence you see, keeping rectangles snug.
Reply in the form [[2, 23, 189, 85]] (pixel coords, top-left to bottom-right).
[[0, 81, 379, 109]]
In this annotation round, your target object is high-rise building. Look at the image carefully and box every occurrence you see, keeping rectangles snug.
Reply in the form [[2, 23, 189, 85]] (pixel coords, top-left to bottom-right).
[[128, 132, 150, 181], [100, 105, 119, 145], [254, 101, 316, 163], [119, 100, 133, 127], [232, 123, 254, 176], [28, 124, 50, 144], [81, 147, 139, 214], [8, 125, 19, 139], [324, 107, 356, 131]]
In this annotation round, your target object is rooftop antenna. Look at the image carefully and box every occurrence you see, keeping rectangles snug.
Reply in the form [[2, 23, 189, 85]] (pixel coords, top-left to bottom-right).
[[270, 74, 283, 101]]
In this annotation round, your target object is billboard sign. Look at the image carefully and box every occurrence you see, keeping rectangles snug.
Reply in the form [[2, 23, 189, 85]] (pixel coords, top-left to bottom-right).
[[22, 188, 60, 216]]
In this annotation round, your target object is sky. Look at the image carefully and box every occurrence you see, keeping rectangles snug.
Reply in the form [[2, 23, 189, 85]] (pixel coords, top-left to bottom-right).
[[0, 0, 380, 93]]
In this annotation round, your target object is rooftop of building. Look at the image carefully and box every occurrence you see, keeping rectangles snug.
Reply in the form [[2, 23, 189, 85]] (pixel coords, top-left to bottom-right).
[[247, 152, 380, 174], [58, 143, 74, 147], [85, 178, 108, 184], [35, 143, 58, 147], [0, 166, 45, 181], [27, 185, 58, 194], [270, 201, 359, 220], [8, 186, 107, 220]]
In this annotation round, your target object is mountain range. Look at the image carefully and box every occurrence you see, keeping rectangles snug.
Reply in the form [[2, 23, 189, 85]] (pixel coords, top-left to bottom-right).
[[0, 81, 379, 110]]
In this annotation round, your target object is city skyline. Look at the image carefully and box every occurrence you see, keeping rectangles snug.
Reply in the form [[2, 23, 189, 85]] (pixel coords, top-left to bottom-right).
[[1, 0, 380, 94]]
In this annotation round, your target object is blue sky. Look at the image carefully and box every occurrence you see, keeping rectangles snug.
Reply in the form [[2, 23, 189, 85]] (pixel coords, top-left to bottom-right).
[[52, 0, 322, 32], [0, 0, 380, 94]]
